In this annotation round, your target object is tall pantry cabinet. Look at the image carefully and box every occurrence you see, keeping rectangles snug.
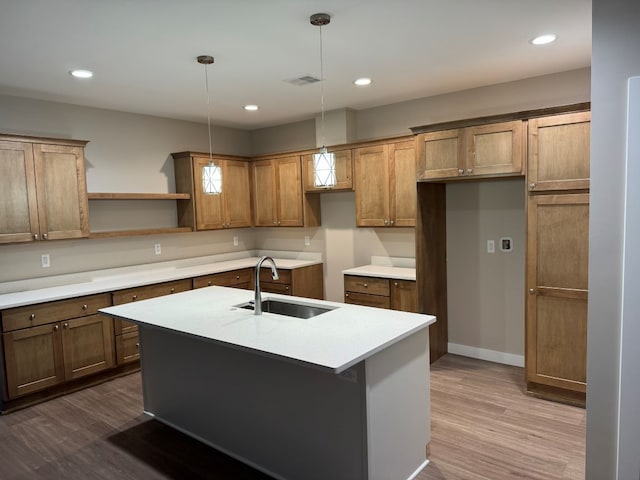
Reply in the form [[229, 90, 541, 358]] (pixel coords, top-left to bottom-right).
[[525, 111, 591, 405]]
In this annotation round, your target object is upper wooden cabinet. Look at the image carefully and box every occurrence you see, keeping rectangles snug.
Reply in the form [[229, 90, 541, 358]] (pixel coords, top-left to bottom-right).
[[527, 111, 591, 192], [417, 120, 524, 181], [172, 152, 252, 231], [302, 148, 353, 192], [252, 156, 320, 227], [0, 134, 89, 244], [354, 139, 416, 227]]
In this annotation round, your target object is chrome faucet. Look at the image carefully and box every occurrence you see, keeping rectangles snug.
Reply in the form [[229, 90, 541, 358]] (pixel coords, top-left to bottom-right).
[[254, 256, 279, 315]]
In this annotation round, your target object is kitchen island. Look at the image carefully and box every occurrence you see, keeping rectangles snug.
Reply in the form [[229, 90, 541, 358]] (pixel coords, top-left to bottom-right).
[[101, 285, 435, 480]]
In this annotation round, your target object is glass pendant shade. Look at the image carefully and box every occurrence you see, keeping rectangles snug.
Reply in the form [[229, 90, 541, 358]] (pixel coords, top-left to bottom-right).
[[202, 163, 222, 195], [313, 147, 336, 188]]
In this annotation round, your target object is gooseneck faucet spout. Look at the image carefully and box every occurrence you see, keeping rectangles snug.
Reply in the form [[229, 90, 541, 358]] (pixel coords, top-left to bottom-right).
[[254, 256, 279, 315]]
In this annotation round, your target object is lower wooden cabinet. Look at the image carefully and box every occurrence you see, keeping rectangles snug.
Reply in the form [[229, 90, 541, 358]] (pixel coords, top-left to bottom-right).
[[344, 275, 418, 312], [193, 268, 252, 290], [1, 293, 114, 400], [258, 264, 324, 299], [526, 193, 589, 405], [111, 279, 192, 365]]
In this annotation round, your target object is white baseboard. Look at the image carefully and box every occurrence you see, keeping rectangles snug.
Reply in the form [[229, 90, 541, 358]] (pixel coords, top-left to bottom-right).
[[447, 343, 525, 367]]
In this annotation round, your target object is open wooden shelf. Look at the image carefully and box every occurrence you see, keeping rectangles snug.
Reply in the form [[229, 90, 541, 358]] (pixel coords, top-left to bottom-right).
[[88, 192, 191, 200], [88, 227, 193, 239]]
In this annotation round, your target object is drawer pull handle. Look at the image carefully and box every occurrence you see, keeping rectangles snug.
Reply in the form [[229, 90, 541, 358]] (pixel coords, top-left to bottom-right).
[[82, 304, 88, 310], [30, 313, 36, 320]]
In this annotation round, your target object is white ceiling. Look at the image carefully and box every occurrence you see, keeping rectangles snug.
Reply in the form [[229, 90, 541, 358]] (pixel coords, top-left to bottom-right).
[[0, 0, 591, 130]]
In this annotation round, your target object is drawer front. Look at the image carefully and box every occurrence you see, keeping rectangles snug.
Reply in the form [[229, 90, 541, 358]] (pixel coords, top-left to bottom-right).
[[2, 293, 112, 333], [344, 275, 389, 296], [115, 331, 140, 365], [112, 279, 192, 305], [259, 282, 291, 295], [344, 291, 390, 309], [193, 268, 252, 289], [259, 268, 291, 285], [114, 320, 138, 336]]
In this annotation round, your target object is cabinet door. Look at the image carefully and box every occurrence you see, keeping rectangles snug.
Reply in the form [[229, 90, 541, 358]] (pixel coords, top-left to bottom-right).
[[32, 143, 89, 240], [528, 112, 590, 192], [275, 156, 304, 227], [61, 314, 115, 381], [390, 141, 417, 227], [192, 155, 225, 230], [466, 120, 523, 177], [526, 194, 589, 393], [223, 159, 252, 228], [116, 331, 140, 365], [303, 149, 353, 192], [0, 140, 39, 243], [3, 323, 65, 398], [390, 280, 418, 312], [354, 144, 390, 227], [252, 160, 277, 226], [417, 129, 464, 180]]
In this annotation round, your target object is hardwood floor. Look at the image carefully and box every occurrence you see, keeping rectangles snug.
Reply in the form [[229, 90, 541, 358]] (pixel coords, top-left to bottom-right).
[[0, 354, 585, 479]]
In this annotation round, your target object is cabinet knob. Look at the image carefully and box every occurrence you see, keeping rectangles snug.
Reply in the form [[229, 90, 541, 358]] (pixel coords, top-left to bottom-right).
[[394, 282, 398, 286], [63, 322, 69, 329], [390, 220, 394, 226], [170, 288, 175, 293], [236, 275, 240, 279], [33, 233, 39, 240], [82, 304, 88, 310], [529, 183, 536, 190], [30, 313, 36, 320], [384, 220, 388, 225], [207, 281, 212, 286], [54, 324, 59, 331], [135, 343, 140, 349], [458, 169, 464, 175], [42, 233, 48, 240], [345, 293, 349, 297], [467, 168, 473, 174], [132, 295, 137, 301], [273, 221, 277, 225], [363, 283, 368, 288], [529, 288, 536, 295], [285, 286, 289, 290]]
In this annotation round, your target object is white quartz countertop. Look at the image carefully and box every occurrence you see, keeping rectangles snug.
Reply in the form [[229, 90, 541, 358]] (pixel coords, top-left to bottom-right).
[[342, 264, 416, 281], [0, 254, 321, 310], [101, 286, 435, 374]]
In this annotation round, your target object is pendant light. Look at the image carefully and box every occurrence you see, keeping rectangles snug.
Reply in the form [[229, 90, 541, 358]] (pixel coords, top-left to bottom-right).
[[197, 55, 222, 195], [310, 13, 336, 188]]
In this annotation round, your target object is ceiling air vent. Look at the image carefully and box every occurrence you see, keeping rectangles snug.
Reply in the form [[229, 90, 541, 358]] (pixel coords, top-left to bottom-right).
[[285, 75, 321, 86]]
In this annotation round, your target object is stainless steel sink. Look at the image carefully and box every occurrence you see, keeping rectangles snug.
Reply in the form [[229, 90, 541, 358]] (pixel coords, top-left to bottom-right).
[[237, 299, 334, 319]]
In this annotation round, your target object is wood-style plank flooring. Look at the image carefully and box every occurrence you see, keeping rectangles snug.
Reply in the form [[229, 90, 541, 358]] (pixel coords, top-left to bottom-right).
[[0, 354, 585, 479]]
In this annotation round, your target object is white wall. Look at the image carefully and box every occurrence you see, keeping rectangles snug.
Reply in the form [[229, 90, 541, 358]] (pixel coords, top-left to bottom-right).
[[588, 1, 640, 478]]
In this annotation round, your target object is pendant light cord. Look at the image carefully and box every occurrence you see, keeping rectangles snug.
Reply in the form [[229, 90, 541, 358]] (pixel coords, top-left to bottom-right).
[[319, 24, 326, 149], [204, 63, 213, 165]]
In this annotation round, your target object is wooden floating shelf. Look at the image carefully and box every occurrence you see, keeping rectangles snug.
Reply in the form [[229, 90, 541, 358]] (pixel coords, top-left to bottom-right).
[[88, 192, 191, 200], [89, 227, 193, 239]]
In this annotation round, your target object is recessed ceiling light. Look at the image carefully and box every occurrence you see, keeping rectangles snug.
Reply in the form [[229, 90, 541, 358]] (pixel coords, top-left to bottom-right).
[[69, 69, 93, 78], [244, 104, 259, 111], [354, 77, 372, 86], [530, 34, 557, 46]]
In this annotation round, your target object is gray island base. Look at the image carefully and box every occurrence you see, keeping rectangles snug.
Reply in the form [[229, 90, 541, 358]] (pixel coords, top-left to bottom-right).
[[101, 286, 434, 480]]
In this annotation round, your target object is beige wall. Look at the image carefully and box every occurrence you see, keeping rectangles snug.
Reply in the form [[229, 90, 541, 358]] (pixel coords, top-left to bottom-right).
[[446, 180, 526, 360], [249, 119, 316, 156]]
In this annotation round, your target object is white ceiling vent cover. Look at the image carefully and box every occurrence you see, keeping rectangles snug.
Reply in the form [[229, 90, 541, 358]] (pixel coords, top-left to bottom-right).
[[285, 75, 321, 86]]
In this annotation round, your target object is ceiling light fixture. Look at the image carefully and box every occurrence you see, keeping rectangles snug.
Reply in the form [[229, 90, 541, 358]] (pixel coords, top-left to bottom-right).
[[244, 104, 259, 111], [310, 13, 336, 189], [197, 55, 222, 195], [69, 69, 93, 78], [354, 77, 372, 86], [530, 34, 557, 46]]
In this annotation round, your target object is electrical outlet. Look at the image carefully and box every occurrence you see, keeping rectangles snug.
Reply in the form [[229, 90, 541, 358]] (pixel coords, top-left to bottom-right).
[[41, 254, 50, 268], [500, 237, 513, 252], [233, 236, 239, 246], [154, 243, 161, 255], [304, 235, 310, 246], [487, 240, 495, 254]]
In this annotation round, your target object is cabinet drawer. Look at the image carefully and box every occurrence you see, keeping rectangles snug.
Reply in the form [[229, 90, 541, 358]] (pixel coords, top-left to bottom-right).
[[112, 279, 192, 305], [2, 293, 112, 332], [260, 282, 291, 295], [344, 275, 389, 296], [193, 268, 252, 289], [259, 268, 291, 285], [115, 331, 140, 365], [344, 291, 390, 309]]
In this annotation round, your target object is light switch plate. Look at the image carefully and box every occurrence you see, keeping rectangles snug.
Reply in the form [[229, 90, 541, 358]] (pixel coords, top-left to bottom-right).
[[487, 240, 495, 254], [154, 243, 161, 255], [41, 254, 50, 268]]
